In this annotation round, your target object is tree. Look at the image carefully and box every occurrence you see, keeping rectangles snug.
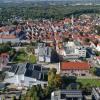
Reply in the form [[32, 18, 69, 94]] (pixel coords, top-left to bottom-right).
[[0, 44, 11, 54], [25, 85, 43, 100], [48, 68, 62, 89], [95, 26, 100, 35], [63, 37, 69, 42], [26, 46, 35, 54], [79, 31, 83, 36], [81, 83, 92, 95], [84, 38, 90, 43], [28, 55, 36, 64], [54, 74, 62, 89], [9, 48, 16, 56], [90, 67, 97, 75], [36, 85, 44, 100], [12, 96, 16, 100], [48, 68, 57, 88]]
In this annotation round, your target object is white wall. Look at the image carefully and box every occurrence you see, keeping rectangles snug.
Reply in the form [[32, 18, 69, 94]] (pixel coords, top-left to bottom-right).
[[45, 56, 50, 63], [5, 75, 47, 87], [35, 49, 38, 54], [24, 77, 47, 87], [96, 45, 100, 51], [39, 56, 44, 62], [24, 77, 37, 87], [5, 75, 18, 84], [6, 72, 15, 77]]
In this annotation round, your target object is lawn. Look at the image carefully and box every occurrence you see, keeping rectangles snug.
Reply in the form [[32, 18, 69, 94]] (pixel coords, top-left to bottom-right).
[[28, 54, 36, 64], [76, 79, 100, 87], [13, 49, 36, 63], [14, 50, 27, 63]]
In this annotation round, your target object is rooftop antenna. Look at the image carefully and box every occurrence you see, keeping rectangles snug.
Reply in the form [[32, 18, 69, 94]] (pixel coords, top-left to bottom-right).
[[71, 14, 74, 32], [71, 14, 74, 26]]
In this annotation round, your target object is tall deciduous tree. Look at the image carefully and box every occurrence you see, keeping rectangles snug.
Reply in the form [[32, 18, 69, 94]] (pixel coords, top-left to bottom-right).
[[48, 68, 62, 89]]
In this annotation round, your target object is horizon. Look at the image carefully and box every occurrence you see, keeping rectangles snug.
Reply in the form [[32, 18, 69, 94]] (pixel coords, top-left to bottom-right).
[[0, 0, 99, 2]]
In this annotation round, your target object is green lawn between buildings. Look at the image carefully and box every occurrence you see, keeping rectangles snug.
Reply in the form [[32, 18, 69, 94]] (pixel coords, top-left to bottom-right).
[[13, 49, 36, 64], [76, 79, 100, 87]]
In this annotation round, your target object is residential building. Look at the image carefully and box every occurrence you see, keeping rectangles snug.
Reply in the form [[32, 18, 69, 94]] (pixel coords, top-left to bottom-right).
[[38, 46, 52, 63], [95, 56, 100, 65], [51, 90, 83, 100], [95, 35, 100, 42], [0, 53, 9, 70], [58, 61, 90, 76], [0, 35, 19, 43], [5, 63, 48, 87], [35, 42, 59, 63]]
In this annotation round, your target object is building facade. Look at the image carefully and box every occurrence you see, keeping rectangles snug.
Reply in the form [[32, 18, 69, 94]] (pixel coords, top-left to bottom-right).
[[5, 63, 48, 87], [58, 61, 90, 76], [51, 90, 83, 100]]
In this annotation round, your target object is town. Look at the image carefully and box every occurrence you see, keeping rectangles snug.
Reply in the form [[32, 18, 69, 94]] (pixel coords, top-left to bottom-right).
[[0, 1, 100, 100]]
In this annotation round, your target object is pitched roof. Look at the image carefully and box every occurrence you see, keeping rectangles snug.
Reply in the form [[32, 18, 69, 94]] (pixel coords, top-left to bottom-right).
[[0, 35, 16, 39], [60, 61, 90, 70], [0, 53, 9, 57]]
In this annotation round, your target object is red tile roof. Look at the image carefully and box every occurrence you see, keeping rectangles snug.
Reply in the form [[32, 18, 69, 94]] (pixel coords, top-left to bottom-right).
[[60, 61, 90, 70], [0, 35, 16, 39], [0, 53, 8, 56]]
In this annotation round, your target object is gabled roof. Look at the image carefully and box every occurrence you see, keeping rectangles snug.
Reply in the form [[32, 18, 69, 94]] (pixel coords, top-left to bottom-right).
[[60, 61, 90, 70], [0, 53, 9, 57]]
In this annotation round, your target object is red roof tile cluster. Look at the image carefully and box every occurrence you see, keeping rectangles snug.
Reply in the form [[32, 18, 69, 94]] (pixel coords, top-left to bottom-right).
[[0, 53, 9, 57], [60, 61, 90, 70]]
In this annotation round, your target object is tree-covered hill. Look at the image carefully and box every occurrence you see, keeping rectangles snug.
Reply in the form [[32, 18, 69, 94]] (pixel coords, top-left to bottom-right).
[[0, 5, 100, 22]]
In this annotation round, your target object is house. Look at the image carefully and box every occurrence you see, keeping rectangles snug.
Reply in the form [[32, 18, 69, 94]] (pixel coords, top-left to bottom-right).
[[0, 53, 9, 70], [5, 63, 48, 87], [51, 90, 83, 100], [92, 87, 100, 100], [94, 56, 100, 65], [95, 35, 100, 42], [0, 35, 19, 43], [58, 61, 90, 76]]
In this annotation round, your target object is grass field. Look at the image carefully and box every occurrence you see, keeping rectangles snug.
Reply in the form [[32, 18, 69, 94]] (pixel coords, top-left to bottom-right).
[[13, 49, 36, 63], [28, 54, 36, 64], [76, 79, 100, 87]]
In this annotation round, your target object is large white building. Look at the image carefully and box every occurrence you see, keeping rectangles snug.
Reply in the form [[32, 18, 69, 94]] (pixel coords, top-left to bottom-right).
[[59, 41, 86, 59], [5, 63, 48, 87]]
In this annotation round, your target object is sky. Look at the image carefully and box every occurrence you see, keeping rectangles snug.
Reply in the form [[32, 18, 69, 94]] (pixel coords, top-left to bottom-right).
[[0, 0, 98, 2], [0, 0, 95, 1]]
